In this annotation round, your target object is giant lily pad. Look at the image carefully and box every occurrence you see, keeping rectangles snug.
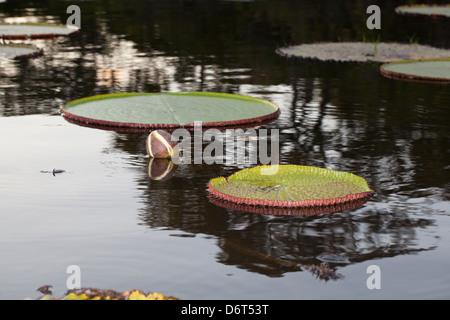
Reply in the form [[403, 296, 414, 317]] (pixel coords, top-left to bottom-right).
[[276, 42, 450, 63], [208, 165, 374, 209], [0, 43, 43, 60], [0, 23, 78, 39], [396, 5, 450, 18], [380, 59, 450, 83], [209, 193, 373, 216], [62, 92, 280, 131]]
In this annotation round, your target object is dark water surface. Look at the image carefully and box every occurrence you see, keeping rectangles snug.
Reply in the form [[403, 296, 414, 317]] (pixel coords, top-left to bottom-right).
[[0, 0, 449, 300]]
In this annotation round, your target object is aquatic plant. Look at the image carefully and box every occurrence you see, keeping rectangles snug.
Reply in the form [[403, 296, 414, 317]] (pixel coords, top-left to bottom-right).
[[0, 23, 78, 39], [35, 287, 180, 300], [395, 4, 450, 19], [208, 165, 374, 208], [381, 58, 450, 83], [276, 42, 450, 63], [62, 92, 280, 131]]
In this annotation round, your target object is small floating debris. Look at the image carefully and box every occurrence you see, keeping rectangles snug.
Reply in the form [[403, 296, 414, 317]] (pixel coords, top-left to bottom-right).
[[35, 287, 180, 300], [303, 263, 344, 281], [40, 169, 66, 176], [36, 285, 53, 295], [317, 254, 350, 264]]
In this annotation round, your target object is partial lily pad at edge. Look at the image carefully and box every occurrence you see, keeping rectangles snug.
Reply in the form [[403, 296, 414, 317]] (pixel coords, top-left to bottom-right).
[[208, 165, 374, 210], [35, 287, 180, 300], [0, 23, 79, 39], [0, 43, 43, 60], [396, 5, 450, 18], [380, 58, 450, 83], [276, 42, 450, 63], [62, 92, 280, 131]]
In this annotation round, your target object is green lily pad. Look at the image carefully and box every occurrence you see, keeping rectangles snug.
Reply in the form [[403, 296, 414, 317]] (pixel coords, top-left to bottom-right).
[[0, 43, 43, 60], [0, 23, 78, 39], [276, 42, 450, 63], [380, 59, 450, 83], [208, 165, 374, 209], [396, 5, 450, 18], [62, 92, 280, 131]]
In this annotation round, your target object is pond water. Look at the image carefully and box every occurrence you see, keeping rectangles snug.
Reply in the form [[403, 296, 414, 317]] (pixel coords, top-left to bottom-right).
[[0, 0, 449, 300]]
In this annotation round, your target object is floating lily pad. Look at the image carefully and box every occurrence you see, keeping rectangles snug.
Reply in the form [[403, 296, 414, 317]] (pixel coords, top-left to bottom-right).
[[0, 23, 78, 39], [209, 193, 372, 216], [396, 5, 450, 18], [380, 59, 450, 83], [62, 92, 280, 131], [0, 43, 43, 60], [276, 42, 450, 63], [208, 165, 374, 209]]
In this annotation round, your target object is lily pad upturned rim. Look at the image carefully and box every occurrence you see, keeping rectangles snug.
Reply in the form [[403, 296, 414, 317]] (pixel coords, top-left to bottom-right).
[[61, 92, 280, 131], [0, 43, 43, 60], [0, 23, 79, 39], [208, 165, 374, 208], [208, 194, 373, 216], [395, 4, 450, 19], [380, 58, 450, 83]]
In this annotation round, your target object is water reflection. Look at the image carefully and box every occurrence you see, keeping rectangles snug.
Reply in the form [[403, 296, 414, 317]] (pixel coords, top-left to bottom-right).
[[0, 0, 449, 297], [137, 167, 438, 278]]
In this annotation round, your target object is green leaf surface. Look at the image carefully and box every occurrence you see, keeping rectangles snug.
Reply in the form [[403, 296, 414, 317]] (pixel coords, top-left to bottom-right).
[[0, 23, 78, 38], [209, 165, 373, 207], [62, 92, 279, 128], [396, 5, 450, 18], [381, 59, 450, 82]]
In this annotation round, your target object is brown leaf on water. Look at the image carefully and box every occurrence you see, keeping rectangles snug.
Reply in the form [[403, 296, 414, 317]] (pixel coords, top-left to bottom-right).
[[39, 287, 181, 300]]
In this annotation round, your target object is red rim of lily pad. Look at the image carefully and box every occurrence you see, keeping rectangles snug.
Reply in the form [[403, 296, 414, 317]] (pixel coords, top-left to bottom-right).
[[208, 165, 375, 209], [0, 23, 79, 39], [208, 194, 373, 216], [61, 92, 280, 131], [380, 58, 450, 84]]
